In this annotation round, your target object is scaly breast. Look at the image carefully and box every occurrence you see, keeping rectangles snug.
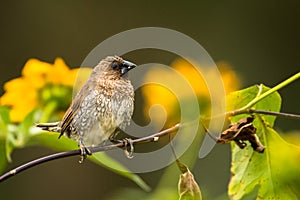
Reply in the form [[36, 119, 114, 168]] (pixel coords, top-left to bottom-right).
[[79, 78, 134, 146]]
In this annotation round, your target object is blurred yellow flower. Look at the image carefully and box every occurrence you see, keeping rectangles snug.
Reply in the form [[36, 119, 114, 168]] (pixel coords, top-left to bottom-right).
[[142, 58, 240, 124], [0, 58, 84, 122]]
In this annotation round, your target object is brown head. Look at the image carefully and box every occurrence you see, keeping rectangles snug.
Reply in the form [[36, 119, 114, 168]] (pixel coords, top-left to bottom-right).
[[92, 56, 137, 80]]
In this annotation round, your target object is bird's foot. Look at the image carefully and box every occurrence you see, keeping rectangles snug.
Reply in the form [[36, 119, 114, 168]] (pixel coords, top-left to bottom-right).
[[109, 136, 135, 159], [122, 138, 134, 159], [78, 141, 92, 163]]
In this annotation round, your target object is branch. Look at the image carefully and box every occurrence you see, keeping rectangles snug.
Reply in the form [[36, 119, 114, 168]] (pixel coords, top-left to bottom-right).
[[1, 106, 299, 183], [226, 109, 300, 120], [202, 109, 300, 121], [201, 109, 300, 145], [248, 109, 300, 119], [0, 123, 181, 183]]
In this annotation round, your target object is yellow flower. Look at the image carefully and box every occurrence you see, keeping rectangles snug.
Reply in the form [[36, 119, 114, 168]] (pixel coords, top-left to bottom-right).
[[0, 58, 88, 122], [142, 58, 240, 125]]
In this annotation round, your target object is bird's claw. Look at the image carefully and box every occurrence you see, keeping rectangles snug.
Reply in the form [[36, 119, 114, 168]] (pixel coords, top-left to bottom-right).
[[123, 138, 134, 159], [78, 141, 92, 163]]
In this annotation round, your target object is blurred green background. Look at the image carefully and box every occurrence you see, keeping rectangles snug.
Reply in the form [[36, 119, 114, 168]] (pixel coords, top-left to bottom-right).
[[0, 1, 299, 199]]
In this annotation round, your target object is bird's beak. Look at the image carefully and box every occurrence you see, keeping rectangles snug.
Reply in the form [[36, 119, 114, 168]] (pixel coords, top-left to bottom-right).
[[121, 60, 137, 75]]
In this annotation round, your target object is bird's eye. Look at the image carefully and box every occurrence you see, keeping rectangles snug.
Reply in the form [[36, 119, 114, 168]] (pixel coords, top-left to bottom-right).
[[111, 62, 120, 70]]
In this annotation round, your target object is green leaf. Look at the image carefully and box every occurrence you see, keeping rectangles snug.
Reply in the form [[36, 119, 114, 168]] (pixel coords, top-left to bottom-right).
[[4, 109, 37, 162], [0, 139, 8, 172], [0, 106, 10, 138], [0, 107, 11, 170], [229, 125, 300, 199], [18, 109, 37, 139], [5, 127, 16, 162], [90, 153, 151, 192], [227, 85, 300, 199], [27, 131, 150, 191], [226, 85, 281, 126], [0, 107, 15, 163]]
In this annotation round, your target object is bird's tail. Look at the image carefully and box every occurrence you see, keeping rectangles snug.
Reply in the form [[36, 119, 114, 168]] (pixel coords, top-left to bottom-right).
[[36, 122, 61, 132]]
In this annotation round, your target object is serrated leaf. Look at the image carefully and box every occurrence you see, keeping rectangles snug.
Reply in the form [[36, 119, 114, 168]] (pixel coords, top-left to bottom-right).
[[27, 131, 150, 191], [229, 125, 300, 199], [227, 85, 300, 199]]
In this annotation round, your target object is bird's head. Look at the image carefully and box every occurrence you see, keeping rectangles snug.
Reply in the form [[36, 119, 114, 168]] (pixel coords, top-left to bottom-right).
[[95, 56, 137, 79], [110, 56, 136, 76]]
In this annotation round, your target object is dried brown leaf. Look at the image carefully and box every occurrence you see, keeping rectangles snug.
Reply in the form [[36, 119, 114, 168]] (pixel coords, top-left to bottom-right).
[[217, 116, 265, 153], [177, 160, 202, 200]]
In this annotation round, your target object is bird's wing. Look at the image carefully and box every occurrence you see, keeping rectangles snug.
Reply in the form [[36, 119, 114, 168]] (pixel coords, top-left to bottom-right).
[[60, 81, 92, 138], [59, 96, 81, 138]]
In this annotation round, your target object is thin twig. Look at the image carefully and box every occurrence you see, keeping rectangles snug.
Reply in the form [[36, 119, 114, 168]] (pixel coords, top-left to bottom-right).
[[248, 109, 300, 119], [199, 119, 218, 142], [0, 150, 80, 182], [226, 109, 300, 119], [0, 123, 181, 183], [202, 109, 300, 120], [200, 109, 300, 143]]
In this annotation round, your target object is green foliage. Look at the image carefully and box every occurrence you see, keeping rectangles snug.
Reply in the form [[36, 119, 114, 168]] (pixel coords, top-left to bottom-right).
[[28, 132, 150, 191], [0, 106, 10, 128], [0, 139, 8, 172], [227, 85, 300, 199], [226, 85, 281, 126], [0, 73, 300, 200], [91, 153, 151, 191], [0, 106, 149, 191], [0, 107, 10, 165]]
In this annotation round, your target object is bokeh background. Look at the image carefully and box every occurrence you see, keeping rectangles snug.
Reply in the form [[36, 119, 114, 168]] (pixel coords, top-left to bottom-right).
[[0, 1, 299, 199]]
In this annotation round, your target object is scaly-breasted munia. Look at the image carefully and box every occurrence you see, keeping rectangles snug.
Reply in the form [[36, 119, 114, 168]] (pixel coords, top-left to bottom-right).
[[37, 56, 136, 159]]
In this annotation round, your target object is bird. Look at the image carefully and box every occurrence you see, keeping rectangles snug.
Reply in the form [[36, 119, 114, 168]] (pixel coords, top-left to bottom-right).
[[36, 56, 136, 161]]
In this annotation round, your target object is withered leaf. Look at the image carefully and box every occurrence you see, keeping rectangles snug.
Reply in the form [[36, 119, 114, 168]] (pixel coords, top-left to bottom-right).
[[177, 159, 202, 200], [218, 116, 265, 153]]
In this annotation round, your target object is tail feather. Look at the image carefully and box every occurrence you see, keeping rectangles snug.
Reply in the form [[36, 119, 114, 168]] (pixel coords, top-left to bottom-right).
[[36, 122, 61, 132]]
